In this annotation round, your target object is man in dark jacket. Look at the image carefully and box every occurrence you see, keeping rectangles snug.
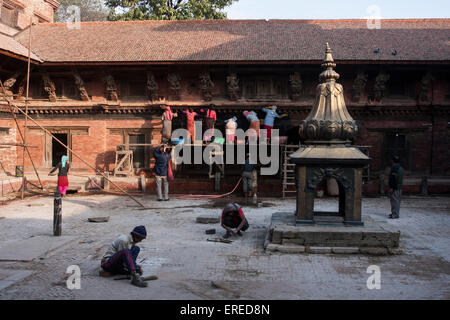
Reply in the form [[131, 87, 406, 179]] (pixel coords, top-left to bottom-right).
[[388, 155, 404, 219], [153, 145, 170, 201]]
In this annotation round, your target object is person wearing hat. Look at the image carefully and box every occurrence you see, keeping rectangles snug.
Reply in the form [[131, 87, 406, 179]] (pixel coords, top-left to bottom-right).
[[387, 155, 404, 219], [262, 105, 282, 141], [100, 225, 148, 287], [221, 203, 249, 239]]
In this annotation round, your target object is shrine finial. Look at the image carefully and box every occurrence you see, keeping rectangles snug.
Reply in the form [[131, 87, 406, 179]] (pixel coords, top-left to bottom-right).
[[320, 43, 339, 82]]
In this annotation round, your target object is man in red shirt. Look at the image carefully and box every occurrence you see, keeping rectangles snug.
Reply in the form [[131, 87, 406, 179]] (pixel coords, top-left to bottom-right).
[[221, 203, 249, 239]]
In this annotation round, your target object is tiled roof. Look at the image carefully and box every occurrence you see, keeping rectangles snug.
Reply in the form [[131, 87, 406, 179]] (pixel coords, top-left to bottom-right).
[[12, 19, 450, 63], [0, 33, 42, 62]]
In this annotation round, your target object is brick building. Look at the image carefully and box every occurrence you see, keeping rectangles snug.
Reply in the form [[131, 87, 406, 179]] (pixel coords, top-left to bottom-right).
[[0, 0, 449, 194]]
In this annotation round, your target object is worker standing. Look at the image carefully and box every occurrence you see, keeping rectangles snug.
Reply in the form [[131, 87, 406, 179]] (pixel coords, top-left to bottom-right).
[[161, 106, 177, 143], [153, 145, 171, 201], [243, 110, 260, 140], [200, 104, 217, 142], [225, 116, 237, 143], [262, 105, 281, 142], [183, 108, 198, 143], [49, 155, 70, 196], [241, 153, 257, 200]]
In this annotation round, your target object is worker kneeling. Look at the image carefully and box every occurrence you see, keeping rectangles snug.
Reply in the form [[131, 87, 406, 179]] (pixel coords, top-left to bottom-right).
[[221, 203, 249, 239], [100, 225, 148, 287]]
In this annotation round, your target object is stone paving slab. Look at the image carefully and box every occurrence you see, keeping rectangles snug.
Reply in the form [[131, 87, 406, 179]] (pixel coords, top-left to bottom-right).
[[0, 270, 33, 291], [0, 236, 75, 262], [196, 215, 220, 224], [269, 212, 400, 248]]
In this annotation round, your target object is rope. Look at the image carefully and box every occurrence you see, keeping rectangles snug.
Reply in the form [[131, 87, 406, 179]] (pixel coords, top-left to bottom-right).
[[52, 174, 242, 200], [67, 174, 144, 196], [176, 177, 242, 200]]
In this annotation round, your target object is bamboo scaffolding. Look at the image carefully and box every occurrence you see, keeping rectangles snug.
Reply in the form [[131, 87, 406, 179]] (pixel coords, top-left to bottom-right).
[[21, 18, 32, 199], [1, 86, 44, 190], [0, 143, 37, 148], [0, 84, 146, 208]]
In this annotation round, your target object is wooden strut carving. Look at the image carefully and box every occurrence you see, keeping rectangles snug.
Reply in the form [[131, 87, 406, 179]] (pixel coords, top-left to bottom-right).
[[104, 73, 118, 101], [42, 72, 57, 102], [419, 72, 434, 102], [146, 71, 159, 101], [199, 72, 214, 101], [73, 71, 89, 101], [352, 71, 368, 102], [16, 77, 26, 100], [167, 73, 181, 100], [372, 72, 390, 102], [289, 72, 302, 101], [226, 73, 239, 101], [1, 72, 20, 97]]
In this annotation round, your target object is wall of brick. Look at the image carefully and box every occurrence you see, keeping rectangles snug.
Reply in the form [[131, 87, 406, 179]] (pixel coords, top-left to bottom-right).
[[0, 119, 17, 175], [431, 117, 450, 175], [9, 118, 162, 174]]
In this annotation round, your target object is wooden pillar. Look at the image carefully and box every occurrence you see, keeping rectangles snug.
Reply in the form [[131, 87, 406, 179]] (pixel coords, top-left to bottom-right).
[[103, 172, 110, 191], [53, 191, 62, 236], [344, 168, 363, 226], [296, 166, 314, 224]]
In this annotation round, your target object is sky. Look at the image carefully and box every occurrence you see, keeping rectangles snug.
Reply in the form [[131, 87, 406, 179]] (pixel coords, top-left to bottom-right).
[[225, 0, 450, 20]]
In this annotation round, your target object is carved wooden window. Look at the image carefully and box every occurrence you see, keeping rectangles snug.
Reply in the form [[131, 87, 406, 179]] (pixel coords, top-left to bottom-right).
[[242, 76, 289, 100], [30, 77, 45, 98], [119, 79, 146, 98], [128, 134, 146, 169], [445, 74, 450, 101], [54, 78, 76, 98], [108, 128, 151, 169], [384, 133, 410, 170], [387, 76, 411, 99], [0, 127, 10, 136]]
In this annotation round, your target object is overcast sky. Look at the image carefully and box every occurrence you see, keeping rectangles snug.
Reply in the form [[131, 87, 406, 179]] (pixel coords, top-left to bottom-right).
[[225, 0, 450, 19]]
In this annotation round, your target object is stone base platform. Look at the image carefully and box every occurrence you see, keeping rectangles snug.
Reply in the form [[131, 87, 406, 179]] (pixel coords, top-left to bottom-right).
[[265, 212, 401, 255]]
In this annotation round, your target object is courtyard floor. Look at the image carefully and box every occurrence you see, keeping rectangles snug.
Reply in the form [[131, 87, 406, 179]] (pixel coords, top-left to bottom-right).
[[0, 193, 448, 300]]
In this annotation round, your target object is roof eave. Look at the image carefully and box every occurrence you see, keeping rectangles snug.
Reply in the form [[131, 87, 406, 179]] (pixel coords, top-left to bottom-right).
[[38, 59, 450, 66], [0, 49, 42, 64]]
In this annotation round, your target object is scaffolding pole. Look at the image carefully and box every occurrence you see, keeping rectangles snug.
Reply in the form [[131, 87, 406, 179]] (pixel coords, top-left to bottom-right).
[[1, 87, 44, 190], [0, 83, 146, 208], [21, 18, 32, 199]]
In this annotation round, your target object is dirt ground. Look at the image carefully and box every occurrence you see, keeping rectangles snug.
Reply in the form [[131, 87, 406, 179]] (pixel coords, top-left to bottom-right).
[[0, 193, 449, 300]]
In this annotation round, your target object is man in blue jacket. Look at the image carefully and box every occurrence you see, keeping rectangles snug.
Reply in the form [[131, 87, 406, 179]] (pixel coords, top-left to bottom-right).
[[262, 105, 282, 142], [153, 145, 171, 201]]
